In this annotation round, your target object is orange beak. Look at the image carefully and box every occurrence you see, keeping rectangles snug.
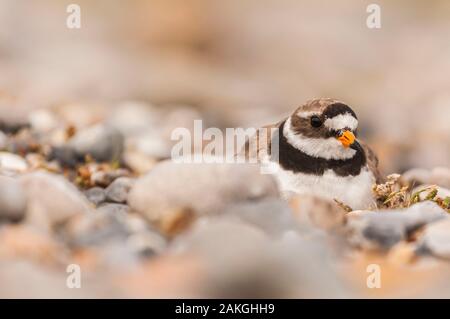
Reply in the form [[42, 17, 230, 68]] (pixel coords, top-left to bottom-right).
[[337, 130, 355, 148]]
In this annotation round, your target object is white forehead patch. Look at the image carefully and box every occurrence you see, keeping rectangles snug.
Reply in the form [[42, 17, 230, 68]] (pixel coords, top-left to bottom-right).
[[324, 113, 358, 131]]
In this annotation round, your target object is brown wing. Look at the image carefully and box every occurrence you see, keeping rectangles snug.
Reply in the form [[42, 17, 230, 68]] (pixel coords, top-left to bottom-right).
[[236, 119, 284, 162], [360, 140, 384, 183]]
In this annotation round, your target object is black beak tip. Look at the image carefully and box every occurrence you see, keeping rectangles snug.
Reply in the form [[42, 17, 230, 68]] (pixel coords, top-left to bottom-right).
[[350, 140, 362, 151]]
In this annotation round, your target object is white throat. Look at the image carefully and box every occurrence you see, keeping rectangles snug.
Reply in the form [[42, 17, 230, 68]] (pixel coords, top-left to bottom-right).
[[284, 117, 357, 160]]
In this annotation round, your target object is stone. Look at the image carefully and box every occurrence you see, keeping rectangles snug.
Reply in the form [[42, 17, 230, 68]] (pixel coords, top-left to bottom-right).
[[221, 198, 297, 236], [411, 185, 450, 201], [172, 219, 345, 298], [171, 218, 267, 257], [105, 177, 134, 203], [430, 167, 450, 188], [127, 231, 167, 257], [56, 102, 107, 129], [124, 214, 168, 256], [123, 150, 156, 174], [346, 201, 448, 250], [122, 105, 202, 159], [5, 129, 41, 155], [68, 124, 124, 162], [0, 260, 114, 298], [133, 133, 173, 159], [156, 207, 197, 238], [290, 195, 347, 231], [0, 224, 67, 265], [63, 204, 130, 247], [20, 171, 91, 230], [0, 119, 29, 134], [419, 219, 450, 259], [106, 101, 160, 137], [402, 167, 450, 189], [28, 109, 59, 133], [97, 203, 130, 215], [0, 131, 7, 149], [387, 242, 418, 265], [25, 153, 59, 172], [95, 241, 140, 268], [0, 152, 28, 174], [63, 202, 167, 258], [90, 168, 129, 187], [0, 176, 27, 223], [401, 168, 431, 187], [435, 186, 450, 199], [47, 146, 82, 168], [128, 161, 279, 233], [84, 187, 106, 206]]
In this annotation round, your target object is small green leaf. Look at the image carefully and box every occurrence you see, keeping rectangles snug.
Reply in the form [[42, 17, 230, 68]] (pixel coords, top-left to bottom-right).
[[443, 197, 450, 209], [425, 188, 438, 201]]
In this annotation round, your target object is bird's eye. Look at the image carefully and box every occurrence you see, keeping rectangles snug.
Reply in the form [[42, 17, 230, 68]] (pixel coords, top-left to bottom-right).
[[310, 116, 322, 128]]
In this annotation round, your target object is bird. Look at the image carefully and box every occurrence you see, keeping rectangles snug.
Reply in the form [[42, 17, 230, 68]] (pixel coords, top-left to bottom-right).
[[240, 98, 383, 210]]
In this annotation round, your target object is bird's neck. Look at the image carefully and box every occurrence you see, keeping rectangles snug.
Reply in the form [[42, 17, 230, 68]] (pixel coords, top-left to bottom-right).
[[274, 120, 366, 177]]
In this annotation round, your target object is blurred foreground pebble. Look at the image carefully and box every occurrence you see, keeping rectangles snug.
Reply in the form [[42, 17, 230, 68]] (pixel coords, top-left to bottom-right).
[[346, 202, 448, 251], [0, 176, 27, 223], [128, 160, 279, 236]]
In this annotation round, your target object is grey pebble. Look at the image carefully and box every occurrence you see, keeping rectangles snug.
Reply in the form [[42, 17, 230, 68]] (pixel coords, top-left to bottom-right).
[[0, 175, 27, 223], [68, 124, 124, 162], [346, 201, 448, 250], [84, 187, 106, 206], [105, 177, 134, 203]]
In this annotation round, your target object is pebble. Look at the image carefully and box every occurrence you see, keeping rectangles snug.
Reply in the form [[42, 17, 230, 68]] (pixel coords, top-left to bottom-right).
[[133, 133, 173, 159], [411, 185, 450, 201], [402, 168, 431, 186], [290, 195, 347, 231], [84, 187, 106, 206], [105, 177, 134, 204], [172, 218, 267, 257], [430, 167, 450, 189], [346, 201, 448, 250], [63, 202, 166, 258], [402, 167, 450, 188], [90, 168, 129, 187], [0, 224, 66, 264], [56, 102, 107, 129], [172, 218, 344, 298], [68, 124, 124, 162], [19, 171, 91, 230], [0, 176, 27, 223], [220, 198, 297, 236], [106, 101, 160, 136], [0, 152, 28, 174], [28, 109, 59, 133], [123, 150, 156, 174], [63, 204, 130, 247], [47, 146, 82, 168], [419, 219, 450, 259], [0, 260, 112, 298], [127, 231, 167, 257], [128, 160, 279, 234], [0, 131, 7, 149], [0, 119, 30, 134], [97, 203, 130, 215]]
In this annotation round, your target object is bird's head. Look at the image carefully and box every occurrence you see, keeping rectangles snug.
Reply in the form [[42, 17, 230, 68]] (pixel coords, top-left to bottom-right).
[[284, 98, 360, 160]]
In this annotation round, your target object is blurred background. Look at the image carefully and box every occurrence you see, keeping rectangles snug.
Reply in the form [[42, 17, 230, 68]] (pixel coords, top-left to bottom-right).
[[1, 0, 449, 173]]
